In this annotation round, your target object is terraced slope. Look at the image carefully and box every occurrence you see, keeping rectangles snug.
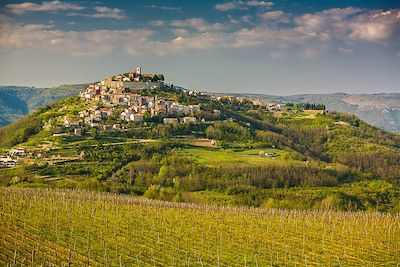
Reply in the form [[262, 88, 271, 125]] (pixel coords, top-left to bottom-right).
[[1, 188, 399, 266]]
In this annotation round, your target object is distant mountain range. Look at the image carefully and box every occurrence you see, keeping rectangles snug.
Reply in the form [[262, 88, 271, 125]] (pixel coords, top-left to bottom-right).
[[0, 84, 87, 127], [231, 93, 400, 132], [0, 85, 399, 132]]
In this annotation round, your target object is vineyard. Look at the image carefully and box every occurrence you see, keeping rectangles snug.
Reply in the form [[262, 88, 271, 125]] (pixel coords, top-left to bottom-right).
[[0, 187, 399, 266]]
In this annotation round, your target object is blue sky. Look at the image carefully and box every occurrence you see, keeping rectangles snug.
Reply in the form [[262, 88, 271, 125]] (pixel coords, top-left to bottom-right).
[[0, 0, 399, 95]]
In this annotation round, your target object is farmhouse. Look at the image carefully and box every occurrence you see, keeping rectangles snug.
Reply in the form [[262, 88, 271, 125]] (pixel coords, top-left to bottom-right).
[[103, 125, 112, 131], [0, 156, 17, 168], [182, 116, 197, 124], [64, 118, 80, 128], [163, 118, 178, 124], [9, 148, 26, 157], [74, 128, 82, 136], [259, 151, 275, 158], [129, 114, 144, 122]]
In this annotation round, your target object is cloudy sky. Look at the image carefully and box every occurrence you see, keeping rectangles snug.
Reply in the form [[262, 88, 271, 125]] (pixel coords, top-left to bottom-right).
[[0, 0, 399, 95]]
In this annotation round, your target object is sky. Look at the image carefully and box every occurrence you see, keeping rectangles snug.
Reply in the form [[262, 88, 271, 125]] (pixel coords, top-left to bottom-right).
[[0, 0, 399, 95]]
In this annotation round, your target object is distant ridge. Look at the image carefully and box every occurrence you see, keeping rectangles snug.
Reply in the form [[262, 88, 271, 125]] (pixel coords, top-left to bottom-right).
[[0, 84, 88, 127]]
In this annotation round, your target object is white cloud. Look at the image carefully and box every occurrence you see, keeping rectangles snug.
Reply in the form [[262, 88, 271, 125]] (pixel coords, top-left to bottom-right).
[[171, 28, 189, 36], [293, 7, 362, 42], [66, 6, 126, 20], [91, 7, 125, 19], [170, 18, 227, 32], [233, 26, 297, 48], [348, 22, 389, 42], [150, 32, 230, 56], [0, 16, 153, 56], [6, 1, 84, 15], [144, 5, 181, 11], [150, 20, 165, 27], [293, 7, 400, 45], [215, 2, 241, 11], [347, 10, 399, 43], [0, 14, 227, 57], [241, 15, 252, 23], [0, 7, 399, 58], [233, 7, 400, 54], [246, 1, 273, 7], [227, 15, 252, 24], [6, 1, 124, 20], [227, 15, 240, 24], [215, 1, 273, 11], [260, 10, 283, 20]]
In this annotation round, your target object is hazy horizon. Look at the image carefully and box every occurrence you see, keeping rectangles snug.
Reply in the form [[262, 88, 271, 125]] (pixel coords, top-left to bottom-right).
[[0, 0, 399, 95]]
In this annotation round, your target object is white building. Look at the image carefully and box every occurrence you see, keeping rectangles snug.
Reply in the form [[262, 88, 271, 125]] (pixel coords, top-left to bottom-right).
[[182, 117, 197, 124], [9, 148, 26, 157], [64, 119, 80, 128], [163, 118, 178, 124], [129, 114, 144, 122], [74, 128, 82, 136], [120, 109, 135, 121], [0, 156, 17, 168]]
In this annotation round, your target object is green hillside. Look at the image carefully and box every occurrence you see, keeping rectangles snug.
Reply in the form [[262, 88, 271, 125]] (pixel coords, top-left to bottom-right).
[[235, 92, 400, 132], [1, 187, 399, 266], [2, 86, 400, 133], [0, 84, 87, 127], [0, 85, 399, 212]]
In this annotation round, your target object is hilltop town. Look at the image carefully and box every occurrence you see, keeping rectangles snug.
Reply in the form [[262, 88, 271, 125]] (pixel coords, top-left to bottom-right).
[[72, 66, 319, 132], [1, 67, 329, 169], [77, 67, 201, 129], [55, 66, 308, 137]]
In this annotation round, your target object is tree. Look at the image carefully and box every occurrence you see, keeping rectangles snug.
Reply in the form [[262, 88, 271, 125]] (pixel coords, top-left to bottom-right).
[[89, 128, 98, 140], [157, 165, 169, 185], [157, 74, 165, 81], [144, 185, 161, 199]]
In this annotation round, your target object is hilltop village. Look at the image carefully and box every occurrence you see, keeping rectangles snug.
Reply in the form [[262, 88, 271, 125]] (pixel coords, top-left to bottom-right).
[[0, 67, 327, 168], [70, 67, 312, 132], [77, 67, 201, 128], [60, 66, 291, 134]]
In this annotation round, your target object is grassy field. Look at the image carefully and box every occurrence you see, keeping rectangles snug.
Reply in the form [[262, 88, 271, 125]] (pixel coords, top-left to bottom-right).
[[1, 187, 399, 266], [182, 146, 294, 166]]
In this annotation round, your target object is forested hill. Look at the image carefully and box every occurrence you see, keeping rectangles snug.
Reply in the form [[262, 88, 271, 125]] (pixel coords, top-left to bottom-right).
[[0, 85, 400, 212], [0, 84, 87, 127], [233, 92, 400, 132]]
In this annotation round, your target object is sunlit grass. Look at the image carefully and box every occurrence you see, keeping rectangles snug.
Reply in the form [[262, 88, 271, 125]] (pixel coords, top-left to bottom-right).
[[182, 146, 294, 166]]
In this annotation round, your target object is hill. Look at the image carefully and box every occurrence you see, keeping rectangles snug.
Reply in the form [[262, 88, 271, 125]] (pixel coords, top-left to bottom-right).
[[1, 187, 399, 266], [0, 81, 399, 212], [0, 84, 88, 127], [1, 85, 400, 133], [233, 92, 400, 132]]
